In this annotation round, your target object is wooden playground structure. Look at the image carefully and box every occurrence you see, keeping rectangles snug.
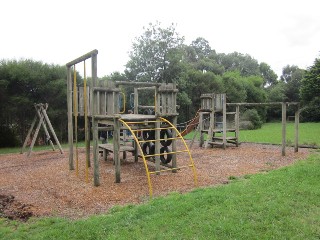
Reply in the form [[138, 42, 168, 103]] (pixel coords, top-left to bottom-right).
[[187, 93, 300, 156], [20, 103, 63, 156], [66, 50, 197, 196]]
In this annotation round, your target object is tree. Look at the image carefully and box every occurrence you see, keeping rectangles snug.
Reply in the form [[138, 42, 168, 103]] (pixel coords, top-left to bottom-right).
[[259, 62, 278, 87], [190, 37, 212, 59], [300, 58, 320, 121], [280, 65, 305, 102], [0, 59, 68, 146], [125, 22, 184, 83], [217, 52, 260, 77]]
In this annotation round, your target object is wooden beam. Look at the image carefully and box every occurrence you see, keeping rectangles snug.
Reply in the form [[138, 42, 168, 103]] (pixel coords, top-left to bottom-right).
[[20, 115, 37, 154], [40, 104, 63, 154], [227, 102, 299, 106], [115, 81, 162, 87], [66, 49, 98, 67]]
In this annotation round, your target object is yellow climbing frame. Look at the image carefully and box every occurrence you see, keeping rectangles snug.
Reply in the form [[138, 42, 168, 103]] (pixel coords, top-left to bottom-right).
[[118, 117, 198, 197]]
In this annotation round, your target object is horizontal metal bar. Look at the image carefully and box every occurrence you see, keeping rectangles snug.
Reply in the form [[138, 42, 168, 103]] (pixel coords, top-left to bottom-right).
[[138, 136, 182, 143], [145, 149, 189, 158], [130, 126, 174, 132], [149, 164, 193, 174]]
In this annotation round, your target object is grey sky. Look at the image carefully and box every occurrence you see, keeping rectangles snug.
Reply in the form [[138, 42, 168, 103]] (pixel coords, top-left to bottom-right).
[[1, 0, 319, 78]]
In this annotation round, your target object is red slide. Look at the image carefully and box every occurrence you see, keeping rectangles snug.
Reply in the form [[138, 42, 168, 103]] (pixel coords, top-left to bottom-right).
[[180, 112, 200, 137]]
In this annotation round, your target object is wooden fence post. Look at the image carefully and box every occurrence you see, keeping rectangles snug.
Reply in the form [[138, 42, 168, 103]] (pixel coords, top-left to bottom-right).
[[282, 102, 286, 156], [294, 105, 300, 153]]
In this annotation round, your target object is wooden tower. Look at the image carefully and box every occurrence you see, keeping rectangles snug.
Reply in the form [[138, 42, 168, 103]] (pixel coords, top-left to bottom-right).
[[198, 93, 239, 149]]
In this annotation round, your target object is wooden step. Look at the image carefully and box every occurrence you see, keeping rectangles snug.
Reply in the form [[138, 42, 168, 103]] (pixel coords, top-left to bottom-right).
[[212, 137, 237, 141]]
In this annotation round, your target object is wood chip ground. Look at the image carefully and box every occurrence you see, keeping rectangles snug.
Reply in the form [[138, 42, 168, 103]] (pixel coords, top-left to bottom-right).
[[0, 142, 309, 220]]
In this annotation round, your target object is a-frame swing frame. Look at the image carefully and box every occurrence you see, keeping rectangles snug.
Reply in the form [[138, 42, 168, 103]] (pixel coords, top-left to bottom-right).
[[20, 103, 63, 156]]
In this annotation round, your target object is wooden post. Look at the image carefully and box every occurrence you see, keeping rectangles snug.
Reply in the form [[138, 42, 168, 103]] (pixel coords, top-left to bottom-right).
[[282, 102, 286, 156], [35, 104, 55, 151], [235, 105, 240, 147], [27, 113, 44, 157], [114, 118, 121, 183], [91, 52, 100, 186], [294, 105, 299, 153], [40, 104, 63, 153], [21, 115, 37, 154], [67, 66, 74, 170], [222, 94, 227, 149], [134, 88, 138, 114], [92, 119, 99, 186], [199, 112, 204, 147]]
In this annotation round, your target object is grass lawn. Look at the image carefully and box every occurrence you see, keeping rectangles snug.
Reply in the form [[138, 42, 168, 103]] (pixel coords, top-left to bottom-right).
[[185, 122, 320, 147], [1, 151, 320, 239]]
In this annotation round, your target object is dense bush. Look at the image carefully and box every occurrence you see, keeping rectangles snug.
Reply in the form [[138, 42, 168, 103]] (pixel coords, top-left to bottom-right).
[[241, 109, 263, 129]]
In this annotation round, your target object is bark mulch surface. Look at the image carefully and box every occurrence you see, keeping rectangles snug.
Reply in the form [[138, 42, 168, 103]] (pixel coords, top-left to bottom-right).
[[0, 142, 309, 220]]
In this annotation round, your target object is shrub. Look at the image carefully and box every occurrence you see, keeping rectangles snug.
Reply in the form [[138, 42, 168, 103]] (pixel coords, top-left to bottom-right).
[[241, 109, 263, 129]]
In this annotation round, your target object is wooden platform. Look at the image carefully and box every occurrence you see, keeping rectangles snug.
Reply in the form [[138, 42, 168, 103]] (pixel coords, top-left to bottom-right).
[[120, 114, 157, 121], [99, 143, 136, 161]]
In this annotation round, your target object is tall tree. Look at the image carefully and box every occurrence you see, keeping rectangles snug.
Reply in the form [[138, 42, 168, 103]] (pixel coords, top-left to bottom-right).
[[190, 37, 212, 59], [217, 52, 260, 76], [259, 62, 278, 87], [280, 65, 304, 102], [125, 22, 184, 83]]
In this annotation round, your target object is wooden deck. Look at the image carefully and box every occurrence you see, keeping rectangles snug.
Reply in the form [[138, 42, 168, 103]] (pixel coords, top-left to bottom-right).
[[99, 143, 136, 161]]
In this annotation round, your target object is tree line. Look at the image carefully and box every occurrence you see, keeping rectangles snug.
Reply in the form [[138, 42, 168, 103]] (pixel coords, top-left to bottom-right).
[[0, 22, 319, 147]]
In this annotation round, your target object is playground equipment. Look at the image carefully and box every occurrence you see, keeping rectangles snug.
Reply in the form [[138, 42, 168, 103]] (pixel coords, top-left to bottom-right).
[[66, 50, 197, 196], [189, 93, 300, 156], [199, 93, 238, 148], [20, 103, 63, 156], [227, 101, 300, 156]]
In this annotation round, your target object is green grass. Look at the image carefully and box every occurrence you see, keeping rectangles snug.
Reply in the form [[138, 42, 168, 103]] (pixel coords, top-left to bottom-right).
[[185, 122, 320, 147], [1, 152, 320, 239], [1, 122, 319, 154], [240, 122, 320, 146]]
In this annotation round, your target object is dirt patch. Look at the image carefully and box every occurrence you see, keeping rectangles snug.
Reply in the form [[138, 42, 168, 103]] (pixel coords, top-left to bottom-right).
[[0, 194, 34, 221], [0, 142, 310, 220]]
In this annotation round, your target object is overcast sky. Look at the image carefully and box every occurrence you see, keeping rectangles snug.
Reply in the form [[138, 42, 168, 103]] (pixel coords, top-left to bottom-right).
[[1, 0, 320, 78]]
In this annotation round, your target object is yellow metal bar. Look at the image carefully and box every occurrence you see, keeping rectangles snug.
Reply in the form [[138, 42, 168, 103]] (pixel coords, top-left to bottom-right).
[[138, 136, 182, 144], [160, 117, 198, 186], [130, 126, 175, 132], [84, 60, 89, 183], [119, 119, 153, 197], [149, 165, 193, 174], [119, 92, 126, 113], [145, 149, 188, 158], [73, 65, 79, 176]]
